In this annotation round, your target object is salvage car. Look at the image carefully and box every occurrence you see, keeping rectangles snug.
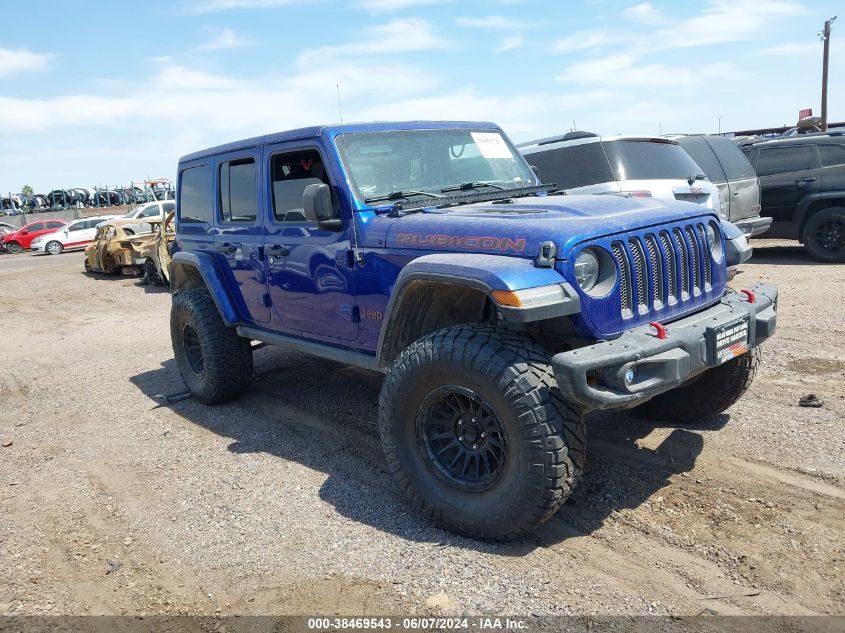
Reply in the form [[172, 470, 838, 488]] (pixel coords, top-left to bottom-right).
[[138, 211, 175, 285], [168, 121, 776, 541], [83, 222, 156, 274], [1, 220, 67, 253], [30, 215, 120, 255]]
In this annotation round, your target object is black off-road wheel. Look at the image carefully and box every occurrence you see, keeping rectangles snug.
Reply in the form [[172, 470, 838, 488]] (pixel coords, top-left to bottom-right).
[[635, 348, 760, 424], [379, 324, 586, 541], [802, 207, 845, 263], [6, 241, 21, 254], [171, 288, 253, 405]]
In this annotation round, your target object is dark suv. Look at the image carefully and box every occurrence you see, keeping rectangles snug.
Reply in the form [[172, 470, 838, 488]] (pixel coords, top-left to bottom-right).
[[741, 132, 845, 261]]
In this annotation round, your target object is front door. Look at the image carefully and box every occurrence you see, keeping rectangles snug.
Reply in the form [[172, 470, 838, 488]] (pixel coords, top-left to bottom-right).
[[263, 144, 357, 341], [213, 149, 271, 323], [755, 144, 821, 233]]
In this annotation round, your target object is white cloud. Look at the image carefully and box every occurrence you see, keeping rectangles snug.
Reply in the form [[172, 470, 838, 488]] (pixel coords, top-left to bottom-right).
[[556, 55, 738, 88], [552, 31, 611, 54], [651, 0, 807, 51], [759, 41, 819, 56], [456, 15, 535, 30], [356, 0, 449, 10], [494, 35, 524, 53], [623, 2, 665, 25], [195, 27, 255, 51], [0, 48, 53, 78], [298, 18, 450, 62], [187, 0, 297, 13]]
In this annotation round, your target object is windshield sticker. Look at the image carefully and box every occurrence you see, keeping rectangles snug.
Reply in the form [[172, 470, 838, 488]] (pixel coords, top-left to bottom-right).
[[471, 132, 513, 159]]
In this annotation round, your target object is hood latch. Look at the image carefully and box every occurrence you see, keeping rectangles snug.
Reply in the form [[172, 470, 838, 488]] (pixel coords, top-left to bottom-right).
[[536, 240, 557, 268]]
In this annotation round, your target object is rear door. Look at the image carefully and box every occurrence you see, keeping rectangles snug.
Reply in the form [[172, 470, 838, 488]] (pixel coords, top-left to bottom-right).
[[213, 149, 271, 324], [705, 136, 760, 223], [753, 144, 820, 234]]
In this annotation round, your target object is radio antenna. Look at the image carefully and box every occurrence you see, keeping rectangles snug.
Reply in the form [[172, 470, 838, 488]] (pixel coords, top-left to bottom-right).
[[336, 83, 345, 127]]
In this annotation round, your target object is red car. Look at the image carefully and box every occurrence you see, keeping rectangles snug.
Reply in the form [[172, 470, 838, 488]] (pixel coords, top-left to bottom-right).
[[1, 220, 67, 254]]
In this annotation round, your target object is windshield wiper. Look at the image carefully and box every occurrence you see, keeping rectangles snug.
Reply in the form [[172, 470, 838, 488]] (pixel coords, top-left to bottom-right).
[[440, 181, 505, 193], [364, 190, 444, 204]]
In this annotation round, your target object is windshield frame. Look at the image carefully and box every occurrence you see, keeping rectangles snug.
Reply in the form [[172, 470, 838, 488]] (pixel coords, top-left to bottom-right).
[[333, 127, 540, 209]]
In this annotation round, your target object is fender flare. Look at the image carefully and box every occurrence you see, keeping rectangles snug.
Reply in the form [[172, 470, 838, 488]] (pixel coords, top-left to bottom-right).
[[794, 192, 845, 233], [375, 253, 580, 367], [170, 251, 241, 326]]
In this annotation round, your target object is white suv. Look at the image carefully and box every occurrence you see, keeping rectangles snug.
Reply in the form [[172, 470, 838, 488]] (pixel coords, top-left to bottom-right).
[[518, 132, 725, 215], [30, 215, 120, 255], [97, 201, 176, 235]]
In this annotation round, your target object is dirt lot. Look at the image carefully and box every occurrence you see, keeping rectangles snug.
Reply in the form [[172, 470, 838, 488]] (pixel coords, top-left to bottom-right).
[[0, 242, 843, 620]]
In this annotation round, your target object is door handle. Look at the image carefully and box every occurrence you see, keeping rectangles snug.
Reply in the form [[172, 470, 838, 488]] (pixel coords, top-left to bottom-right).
[[795, 177, 817, 184], [266, 245, 289, 257], [732, 192, 740, 197], [216, 243, 237, 254]]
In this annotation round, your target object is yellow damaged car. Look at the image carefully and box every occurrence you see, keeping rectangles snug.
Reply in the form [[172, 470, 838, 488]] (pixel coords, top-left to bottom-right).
[[137, 211, 175, 285], [84, 221, 156, 275]]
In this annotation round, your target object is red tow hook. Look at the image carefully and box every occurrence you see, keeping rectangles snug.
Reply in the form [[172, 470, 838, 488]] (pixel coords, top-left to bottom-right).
[[649, 321, 667, 340], [740, 288, 756, 304]]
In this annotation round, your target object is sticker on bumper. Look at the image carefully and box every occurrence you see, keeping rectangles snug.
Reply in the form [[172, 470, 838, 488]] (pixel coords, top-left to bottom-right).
[[710, 316, 750, 364]]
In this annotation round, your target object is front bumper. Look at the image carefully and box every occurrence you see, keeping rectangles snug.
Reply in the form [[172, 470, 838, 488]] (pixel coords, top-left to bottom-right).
[[30, 243, 46, 253], [552, 282, 777, 411], [734, 215, 773, 237]]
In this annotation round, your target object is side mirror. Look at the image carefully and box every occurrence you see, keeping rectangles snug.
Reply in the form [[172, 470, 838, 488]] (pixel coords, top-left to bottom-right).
[[19, 229, 28, 235], [303, 184, 334, 222]]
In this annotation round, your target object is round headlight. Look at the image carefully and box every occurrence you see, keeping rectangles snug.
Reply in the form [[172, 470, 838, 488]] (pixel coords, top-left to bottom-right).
[[707, 221, 723, 262], [574, 249, 600, 292]]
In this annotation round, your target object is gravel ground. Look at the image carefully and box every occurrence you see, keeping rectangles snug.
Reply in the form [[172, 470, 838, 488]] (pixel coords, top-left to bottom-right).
[[0, 241, 842, 619]]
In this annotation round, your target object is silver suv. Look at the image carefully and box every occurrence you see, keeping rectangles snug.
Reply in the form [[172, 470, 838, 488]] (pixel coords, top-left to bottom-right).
[[518, 133, 724, 213]]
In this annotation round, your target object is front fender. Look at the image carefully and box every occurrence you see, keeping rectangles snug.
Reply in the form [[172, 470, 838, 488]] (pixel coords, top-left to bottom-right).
[[170, 251, 241, 326], [376, 253, 580, 366]]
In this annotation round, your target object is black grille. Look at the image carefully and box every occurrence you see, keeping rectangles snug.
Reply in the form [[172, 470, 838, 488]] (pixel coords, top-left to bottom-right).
[[628, 238, 647, 309], [659, 231, 677, 301], [612, 222, 715, 318], [611, 242, 632, 313]]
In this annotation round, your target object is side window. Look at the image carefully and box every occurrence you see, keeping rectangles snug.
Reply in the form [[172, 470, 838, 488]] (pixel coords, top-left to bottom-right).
[[819, 144, 845, 167], [48, 222, 64, 229], [29, 223, 44, 232], [68, 222, 84, 232], [163, 201, 176, 213], [141, 205, 161, 218], [178, 164, 213, 224], [270, 149, 331, 222], [219, 158, 257, 223], [706, 136, 756, 180], [756, 146, 816, 176], [523, 143, 614, 189], [679, 137, 726, 183]]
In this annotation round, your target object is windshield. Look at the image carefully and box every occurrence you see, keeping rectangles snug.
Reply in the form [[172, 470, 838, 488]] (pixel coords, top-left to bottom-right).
[[335, 128, 537, 204], [603, 140, 705, 181]]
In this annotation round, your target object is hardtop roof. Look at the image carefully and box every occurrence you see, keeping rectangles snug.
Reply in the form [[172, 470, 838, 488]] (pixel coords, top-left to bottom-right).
[[178, 120, 500, 164]]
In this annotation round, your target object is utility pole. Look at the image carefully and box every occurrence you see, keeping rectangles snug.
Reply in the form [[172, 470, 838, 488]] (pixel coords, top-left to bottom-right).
[[718, 115, 724, 135], [821, 16, 837, 131]]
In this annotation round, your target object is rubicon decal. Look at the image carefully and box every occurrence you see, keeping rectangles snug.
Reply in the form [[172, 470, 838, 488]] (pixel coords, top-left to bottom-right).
[[397, 233, 526, 252]]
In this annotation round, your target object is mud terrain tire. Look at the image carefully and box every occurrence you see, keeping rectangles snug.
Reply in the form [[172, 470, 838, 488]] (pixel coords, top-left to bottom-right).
[[802, 207, 845, 263], [635, 348, 760, 424], [379, 324, 586, 541], [171, 288, 253, 404]]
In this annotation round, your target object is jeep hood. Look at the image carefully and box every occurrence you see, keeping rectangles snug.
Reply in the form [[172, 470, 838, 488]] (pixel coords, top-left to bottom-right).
[[379, 194, 718, 259]]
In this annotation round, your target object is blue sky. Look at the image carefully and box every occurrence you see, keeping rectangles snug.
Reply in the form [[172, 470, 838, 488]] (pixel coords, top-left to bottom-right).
[[0, 0, 841, 192]]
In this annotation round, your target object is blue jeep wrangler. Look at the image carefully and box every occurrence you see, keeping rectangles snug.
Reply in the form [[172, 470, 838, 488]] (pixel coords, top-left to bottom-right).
[[170, 121, 777, 541]]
